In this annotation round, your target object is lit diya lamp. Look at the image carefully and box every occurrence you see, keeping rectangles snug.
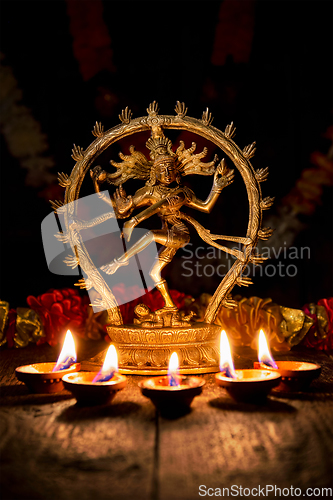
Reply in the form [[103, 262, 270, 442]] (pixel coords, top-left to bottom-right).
[[254, 329, 321, 392], [62, 345, 126, 405], [215, 330, 281, 402], [15, 330, 80, 394], [138, 352, 205, 417]]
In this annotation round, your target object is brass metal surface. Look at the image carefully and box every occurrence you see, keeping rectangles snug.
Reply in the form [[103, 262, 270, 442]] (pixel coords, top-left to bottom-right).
[[91, 323, 222, 375], [53, 102, 272, 373]]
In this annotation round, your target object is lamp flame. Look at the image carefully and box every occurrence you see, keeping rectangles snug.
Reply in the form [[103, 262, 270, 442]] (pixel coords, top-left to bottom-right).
[[258, 330, 278, 369], [93, 345, 118, 382], [219, 330, 236, 379], [53, 330, 76, 371], [168, 352, 180, 387]]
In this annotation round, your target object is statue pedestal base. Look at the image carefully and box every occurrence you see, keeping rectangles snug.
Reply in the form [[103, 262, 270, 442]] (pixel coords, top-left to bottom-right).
[[89, 322, 222, 375]]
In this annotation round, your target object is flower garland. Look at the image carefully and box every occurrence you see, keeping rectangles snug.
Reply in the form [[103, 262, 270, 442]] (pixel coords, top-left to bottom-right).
[[0, 287, 332, 353], [282, 127, 333, 216], [0, 54, 56, 187]]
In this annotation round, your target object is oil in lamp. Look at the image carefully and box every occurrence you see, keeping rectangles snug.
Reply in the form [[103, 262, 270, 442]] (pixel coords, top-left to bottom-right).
[[254, 329, 321, 392], [138, 352, 205, 417], [15, 330, 80, 394], [62, 344, 126, 405], [215, 330, 281, 402]]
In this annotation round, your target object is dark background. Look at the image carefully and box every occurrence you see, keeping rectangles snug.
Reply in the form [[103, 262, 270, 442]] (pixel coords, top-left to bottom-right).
[[0, 0, 332, 310]]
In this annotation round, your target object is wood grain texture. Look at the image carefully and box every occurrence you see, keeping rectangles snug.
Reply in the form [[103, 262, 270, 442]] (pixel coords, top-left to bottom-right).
[[0, 344, 332, 500], [0, 344, 156, 500], [157, 348, 333, 500]]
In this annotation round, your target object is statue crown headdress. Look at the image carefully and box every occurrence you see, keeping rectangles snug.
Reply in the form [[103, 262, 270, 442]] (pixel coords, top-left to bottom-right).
[[146, 136, 175, 160]]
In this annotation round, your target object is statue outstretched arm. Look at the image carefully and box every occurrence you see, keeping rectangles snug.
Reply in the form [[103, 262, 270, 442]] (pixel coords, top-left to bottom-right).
[[90, 165, 151, 218], [90, 166, 115, 209], [66, 212, 116, 231], [185, 160, 234, 213]]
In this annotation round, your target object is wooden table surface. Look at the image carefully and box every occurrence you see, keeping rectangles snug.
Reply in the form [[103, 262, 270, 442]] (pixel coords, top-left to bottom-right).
[[1, 342, 332, 500]]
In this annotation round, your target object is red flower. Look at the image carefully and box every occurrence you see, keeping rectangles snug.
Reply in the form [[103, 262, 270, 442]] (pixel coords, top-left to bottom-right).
[[27, 288, 89, 346], [302, 298, 333, 352], [317, 298, 333, 351], [27, 286, 191, 346], [104, 285, 190, 342]]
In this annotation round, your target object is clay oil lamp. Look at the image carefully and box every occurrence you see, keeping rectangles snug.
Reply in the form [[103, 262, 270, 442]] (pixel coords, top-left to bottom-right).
[[62, 344, 126, 405], [15, 330, 80, 394], [215, 330, 281, 403], [138, 352, 205, 417], [254, 330, 321, 392]]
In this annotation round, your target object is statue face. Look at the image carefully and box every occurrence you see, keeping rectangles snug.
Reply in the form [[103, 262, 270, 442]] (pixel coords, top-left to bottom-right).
[[155, 159, 177, 185]]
